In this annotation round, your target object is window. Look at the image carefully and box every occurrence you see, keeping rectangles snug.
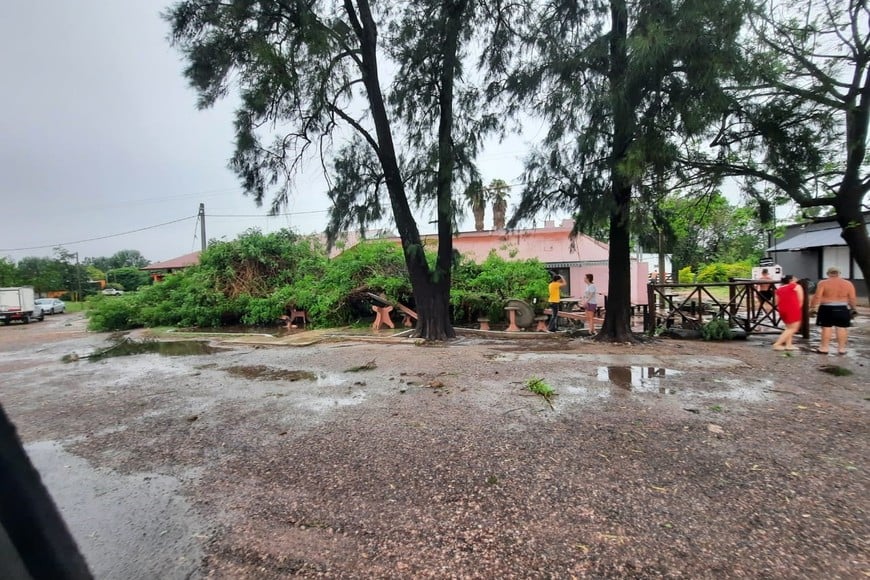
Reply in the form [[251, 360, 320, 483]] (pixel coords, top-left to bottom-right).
[[823, 246, 851, 278]]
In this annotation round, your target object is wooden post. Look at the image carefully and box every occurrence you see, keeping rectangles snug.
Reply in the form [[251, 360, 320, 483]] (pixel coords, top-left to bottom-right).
[[646, 283, 655, 333], [799, 278, 810, 339]]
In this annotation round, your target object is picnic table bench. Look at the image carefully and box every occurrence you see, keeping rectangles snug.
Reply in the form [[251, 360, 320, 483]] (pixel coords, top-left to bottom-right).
[[365, 292, 418, 330]]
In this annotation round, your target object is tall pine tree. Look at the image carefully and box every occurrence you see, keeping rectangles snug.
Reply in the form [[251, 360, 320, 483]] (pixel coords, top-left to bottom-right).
[[499, 0, 748, 341], [166, 0, 514, 339]]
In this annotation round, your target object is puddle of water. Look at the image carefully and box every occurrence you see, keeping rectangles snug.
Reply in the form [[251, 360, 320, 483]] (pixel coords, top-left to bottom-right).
[[596, 366, 682, 393], [487, 353, 744, 368], [299, 394, 367, 413], [224, 365, 317, 382], [559, 368, 774, 405], [72, 340, 221, 362]]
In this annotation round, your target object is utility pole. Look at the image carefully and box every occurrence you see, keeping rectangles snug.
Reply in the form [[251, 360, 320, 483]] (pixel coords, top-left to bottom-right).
[[74, 252, 82, 302], [198, 203, 206, 252]]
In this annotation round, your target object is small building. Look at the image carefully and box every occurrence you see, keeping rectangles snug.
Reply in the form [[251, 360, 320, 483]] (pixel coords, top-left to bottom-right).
[[766, 212, 868, 297], [140, 251, 201, 283]]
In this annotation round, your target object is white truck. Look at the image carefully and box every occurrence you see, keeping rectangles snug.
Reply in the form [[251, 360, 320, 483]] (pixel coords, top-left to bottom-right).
[[0, 286, 44, 324]]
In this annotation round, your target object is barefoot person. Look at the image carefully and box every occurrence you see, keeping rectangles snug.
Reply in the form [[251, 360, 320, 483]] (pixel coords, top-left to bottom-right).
[[809, 266, 857, 355], [772, 275, 803, 351], [756, 268, 775, 313], [583, 273, 597, 335]]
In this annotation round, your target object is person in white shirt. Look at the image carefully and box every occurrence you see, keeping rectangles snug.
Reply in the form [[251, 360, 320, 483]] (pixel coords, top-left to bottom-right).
[[583, 273, 598, 334]]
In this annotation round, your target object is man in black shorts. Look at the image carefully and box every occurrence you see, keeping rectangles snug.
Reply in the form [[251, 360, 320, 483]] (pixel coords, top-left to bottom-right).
[[756, 268, 774, 312], [809, 266, 858, 354]]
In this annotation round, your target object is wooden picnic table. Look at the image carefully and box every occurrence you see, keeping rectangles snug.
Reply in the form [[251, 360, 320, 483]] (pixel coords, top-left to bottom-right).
[[365, 292, 417, 330]]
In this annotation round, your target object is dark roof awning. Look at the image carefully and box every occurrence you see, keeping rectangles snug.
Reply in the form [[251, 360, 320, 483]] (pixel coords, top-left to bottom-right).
[[767, 227, 846, 252]]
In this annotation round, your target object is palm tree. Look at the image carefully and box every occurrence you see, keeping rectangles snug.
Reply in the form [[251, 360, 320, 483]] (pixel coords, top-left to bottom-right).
[[464, 181, 486, 231], [489, 179, 510, 230]]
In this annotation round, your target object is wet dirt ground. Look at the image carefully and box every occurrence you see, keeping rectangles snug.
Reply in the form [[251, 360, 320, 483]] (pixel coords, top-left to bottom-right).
[[0, 312, 868, 578]]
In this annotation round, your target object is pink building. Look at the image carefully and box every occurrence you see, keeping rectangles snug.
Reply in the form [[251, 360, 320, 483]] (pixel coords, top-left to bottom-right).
[[418, 219, 649, 306]]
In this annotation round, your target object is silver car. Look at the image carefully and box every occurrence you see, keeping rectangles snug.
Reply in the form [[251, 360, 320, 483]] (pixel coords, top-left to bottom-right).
[[35, 298, 66, 314]]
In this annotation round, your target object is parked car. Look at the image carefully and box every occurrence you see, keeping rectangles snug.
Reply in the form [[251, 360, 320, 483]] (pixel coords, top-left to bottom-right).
[[35, 298, 66, 314], [101, 288, 124, 296]]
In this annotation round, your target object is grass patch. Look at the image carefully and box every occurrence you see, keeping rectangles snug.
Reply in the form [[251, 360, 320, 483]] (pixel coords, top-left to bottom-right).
[[526, 376, 556, 408], [819, 365, 853, 377], [64, 301, 88, 313]]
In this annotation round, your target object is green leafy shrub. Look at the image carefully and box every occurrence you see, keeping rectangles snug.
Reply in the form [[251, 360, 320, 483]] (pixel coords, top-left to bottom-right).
[[678, 266, 695, 284], [290, 240, 411, 326], [701, 316, 733, 340], [88, 228, 329, 330], [696, 261, 753, 283], [451, 252, 549, 323], [87, 295, 141, 331], [696, 263, 729, 283], [726, 261, 752, 280]]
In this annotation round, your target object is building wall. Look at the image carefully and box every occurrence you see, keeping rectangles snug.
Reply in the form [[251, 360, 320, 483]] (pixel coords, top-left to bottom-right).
[[437, 221, 610, 263], [567, 262, 649, 306], [771, 249, 820, 283]]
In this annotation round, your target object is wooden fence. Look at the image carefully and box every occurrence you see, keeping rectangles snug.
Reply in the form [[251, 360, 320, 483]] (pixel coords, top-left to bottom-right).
[[644, 279, 810, 338]]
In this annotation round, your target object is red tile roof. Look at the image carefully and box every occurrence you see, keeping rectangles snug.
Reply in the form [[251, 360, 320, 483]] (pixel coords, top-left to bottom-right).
[[141, 251, 201, 271]]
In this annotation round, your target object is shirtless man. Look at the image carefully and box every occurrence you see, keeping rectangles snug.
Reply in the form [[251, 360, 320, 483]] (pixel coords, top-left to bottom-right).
[[809, 266, 857, 355], [756, 268, 774, 312]]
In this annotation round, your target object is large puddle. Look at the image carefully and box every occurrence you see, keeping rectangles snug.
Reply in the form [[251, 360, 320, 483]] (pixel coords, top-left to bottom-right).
[[67, 340, 221, 362], [596, 366, 682, 393], [556, 365, 773, 403]]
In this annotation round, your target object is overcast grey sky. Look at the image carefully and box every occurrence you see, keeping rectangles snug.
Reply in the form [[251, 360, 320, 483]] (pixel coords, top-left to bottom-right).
[[0, 1, 534, 264]]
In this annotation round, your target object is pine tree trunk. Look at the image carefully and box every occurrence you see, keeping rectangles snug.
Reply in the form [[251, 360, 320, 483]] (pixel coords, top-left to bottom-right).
[[597, 0, 636, 342], [409, 267, 456, 340], [353, 0, 460, 341], [598, 185, 635, 342]]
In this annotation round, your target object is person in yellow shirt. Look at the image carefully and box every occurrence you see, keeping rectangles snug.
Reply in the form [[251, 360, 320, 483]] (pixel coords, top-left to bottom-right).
[[547, 273, 566, 332]]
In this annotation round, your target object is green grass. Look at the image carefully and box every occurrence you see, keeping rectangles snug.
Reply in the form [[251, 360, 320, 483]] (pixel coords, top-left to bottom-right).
[[820, 365, 853, 377], [64, 301, 88, 313], [526, 376, 555, 400]]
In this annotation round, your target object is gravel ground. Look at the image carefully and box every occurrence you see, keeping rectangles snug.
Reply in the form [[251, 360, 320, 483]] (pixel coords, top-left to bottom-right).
[[0, 312, 868, 578]]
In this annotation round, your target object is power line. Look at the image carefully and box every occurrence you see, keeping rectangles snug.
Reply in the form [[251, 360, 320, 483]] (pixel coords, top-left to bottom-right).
[[0, 216, 196, 252], [207, 209, 330, 218]]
